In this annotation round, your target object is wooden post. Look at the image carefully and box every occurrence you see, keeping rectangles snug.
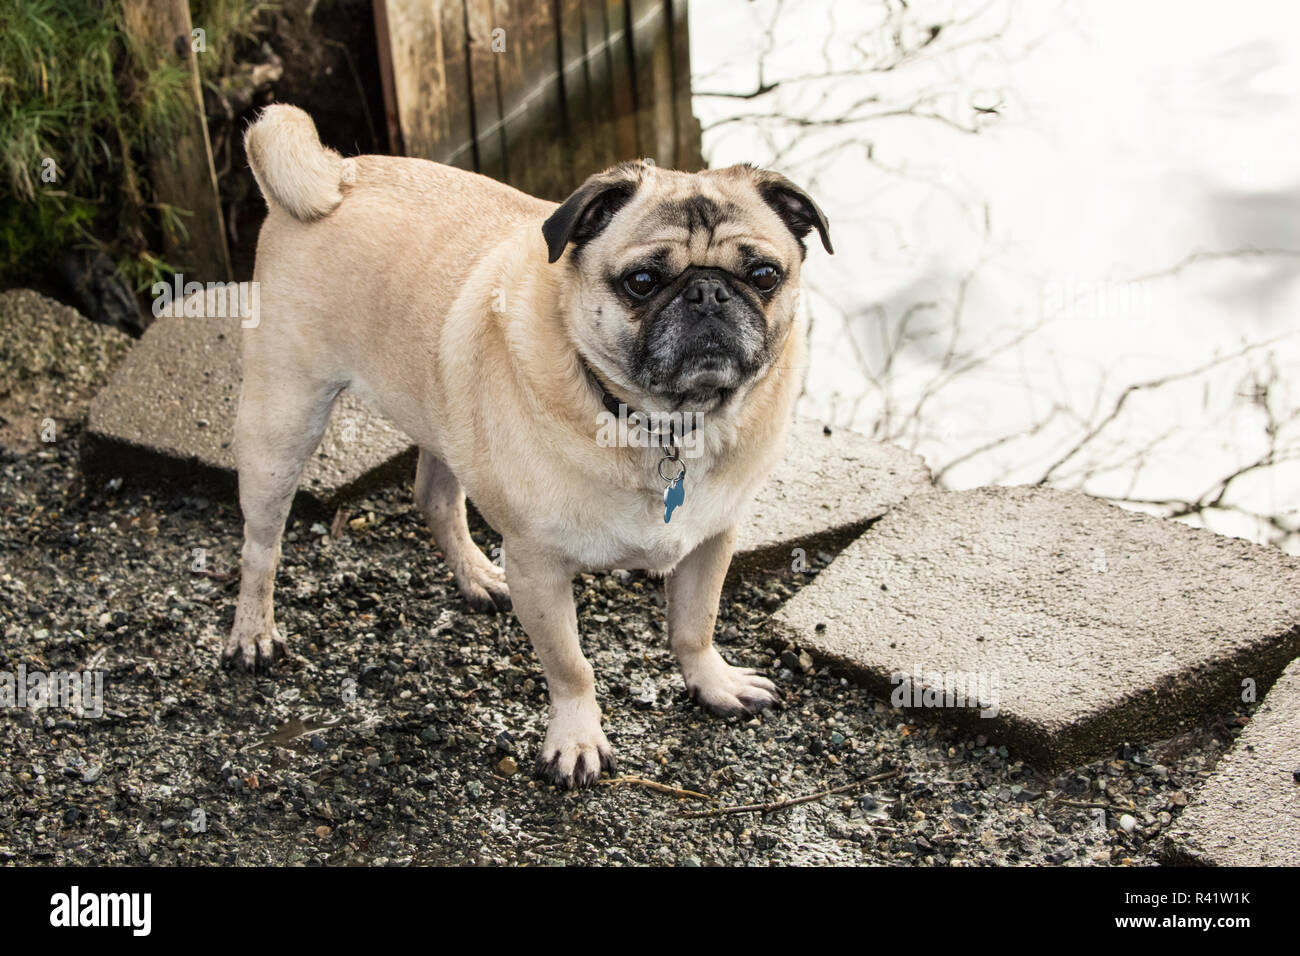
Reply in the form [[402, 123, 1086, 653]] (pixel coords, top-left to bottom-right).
[[493, 0, 533, 193], [466, 0, 505, 182], [582, 0, 617, 171], [121, 0, 232, 282], [372, 0, 404, 153], [380, 0, 475, 168], [374, 0, 703, 194], [558, 0, 594, 187], [605, 0, 640, 162], [627, 0, 676, 167], [528, 0, 569, 199], [668, 0, 703, 170]]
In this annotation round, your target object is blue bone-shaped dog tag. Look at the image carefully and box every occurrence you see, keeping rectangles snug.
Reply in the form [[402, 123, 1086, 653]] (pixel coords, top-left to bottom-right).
[[663, 476, 685, 523]]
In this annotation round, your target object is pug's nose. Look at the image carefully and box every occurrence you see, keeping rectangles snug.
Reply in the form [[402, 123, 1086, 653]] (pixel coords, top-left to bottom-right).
[[683, 277, 731, 311]]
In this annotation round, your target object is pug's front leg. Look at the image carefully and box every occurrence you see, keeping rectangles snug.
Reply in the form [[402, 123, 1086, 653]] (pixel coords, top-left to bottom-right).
[[505, 542, 616, 788], [668, 527, 780, 716]]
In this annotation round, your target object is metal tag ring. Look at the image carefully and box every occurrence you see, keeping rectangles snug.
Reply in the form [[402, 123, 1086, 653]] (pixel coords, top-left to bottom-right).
[[658, 456, 686, 483]]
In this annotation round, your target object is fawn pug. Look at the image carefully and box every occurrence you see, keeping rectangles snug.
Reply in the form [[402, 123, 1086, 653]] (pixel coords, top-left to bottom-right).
[[230, 105, 831, 787]]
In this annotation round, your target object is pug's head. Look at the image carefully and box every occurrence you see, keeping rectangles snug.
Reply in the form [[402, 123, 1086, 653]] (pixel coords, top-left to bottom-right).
[[542, 161, 832, 412]]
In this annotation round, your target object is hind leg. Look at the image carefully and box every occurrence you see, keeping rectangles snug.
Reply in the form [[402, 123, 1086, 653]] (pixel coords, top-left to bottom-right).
[[224, 372, 338, 670], [414, 449, 510, 612]]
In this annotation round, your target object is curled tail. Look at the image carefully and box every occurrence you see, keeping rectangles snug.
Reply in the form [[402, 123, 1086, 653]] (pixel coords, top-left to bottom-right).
[[244, 105, 347, 221]]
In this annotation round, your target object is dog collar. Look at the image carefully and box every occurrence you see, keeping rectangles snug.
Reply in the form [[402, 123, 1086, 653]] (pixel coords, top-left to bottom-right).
[[580, 357, 690, 523], [579, 358, 698, 443]]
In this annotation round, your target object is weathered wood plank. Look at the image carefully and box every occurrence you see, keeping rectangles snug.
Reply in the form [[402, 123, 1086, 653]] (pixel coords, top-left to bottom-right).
[[377, 0, 695, 189], [627, 0, 656, 160], [121, 0, 231, 281], [605, 0, 640, 161], [647, 0, 678, 168], [627, 0, 675, 166], [381, 0, 444, 160], [466, 0, 505, 181], [668, 0, 703, 170], [526, 0, 569, 199], [558, 0, 594, 186], [381, 0, 474, 168], [438, 0, 476, 169], [493, 0, 533, 192], [371, 0, 404, 153], [583, 0, 617, 171]]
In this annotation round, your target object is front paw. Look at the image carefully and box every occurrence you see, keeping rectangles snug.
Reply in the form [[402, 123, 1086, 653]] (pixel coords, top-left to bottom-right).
[[535, 704, 617, 789], [681, 647, 780, 718], [458, 561, 512, 614], [222, 623, 287, 672]]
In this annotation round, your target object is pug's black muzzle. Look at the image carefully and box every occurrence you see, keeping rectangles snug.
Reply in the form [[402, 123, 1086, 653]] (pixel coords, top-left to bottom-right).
[[630, 267, 770, 402]]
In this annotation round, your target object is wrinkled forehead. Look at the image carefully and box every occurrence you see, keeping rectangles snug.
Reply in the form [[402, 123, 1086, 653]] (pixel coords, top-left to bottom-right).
[[596, 168, 792, 274]]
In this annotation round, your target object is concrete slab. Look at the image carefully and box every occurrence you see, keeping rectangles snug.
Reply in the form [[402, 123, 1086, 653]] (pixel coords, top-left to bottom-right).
[[772, 485, 1300, 770], [1163, 657, 1300, 866], [732, 420, 931, 575], [82, 291, 413, 513]]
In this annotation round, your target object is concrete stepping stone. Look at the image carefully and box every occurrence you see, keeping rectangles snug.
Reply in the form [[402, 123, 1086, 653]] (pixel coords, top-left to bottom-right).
[[1163, 657, 1300, 866], [732, 420, 931, 574], [83, 292, 413, 513], [773, 485, 1300, 770]]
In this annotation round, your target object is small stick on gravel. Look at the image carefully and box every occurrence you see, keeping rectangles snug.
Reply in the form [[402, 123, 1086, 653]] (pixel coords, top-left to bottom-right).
[[681, 768, 904, 819], [1052, 798, 1134, 812], [600, 776, 715, 802], [189, 566, 235, 582]]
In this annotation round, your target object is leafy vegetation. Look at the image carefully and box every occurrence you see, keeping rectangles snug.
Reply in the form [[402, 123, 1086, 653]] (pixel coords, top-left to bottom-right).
[[0, 0, 271, 292]]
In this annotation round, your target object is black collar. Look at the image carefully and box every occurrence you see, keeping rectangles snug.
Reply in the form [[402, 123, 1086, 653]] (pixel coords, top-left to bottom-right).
[[580, 358, 699, 447]]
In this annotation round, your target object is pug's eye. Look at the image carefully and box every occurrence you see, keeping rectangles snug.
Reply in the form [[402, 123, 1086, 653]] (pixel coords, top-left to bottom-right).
[[623, 270, 659, 299], [749, 265, 781, 292]]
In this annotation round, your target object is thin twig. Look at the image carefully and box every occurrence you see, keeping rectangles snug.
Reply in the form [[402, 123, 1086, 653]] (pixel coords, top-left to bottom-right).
[[599, 776, 715, 802], [1036, 335, 1293, 484], [1052, 798, 1132, 812], [682, 769, 903, 819], [189, 567, 235, 583]]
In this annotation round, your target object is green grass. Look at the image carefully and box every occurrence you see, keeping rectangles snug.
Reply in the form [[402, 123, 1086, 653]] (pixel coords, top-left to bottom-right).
[[0, 0, 190, 288], [0, 0, 273, 292]]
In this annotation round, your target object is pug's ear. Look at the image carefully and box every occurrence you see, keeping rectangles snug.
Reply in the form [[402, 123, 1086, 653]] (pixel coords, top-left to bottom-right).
[[542, 161, 647, 263], [747, 168, 833, 256]]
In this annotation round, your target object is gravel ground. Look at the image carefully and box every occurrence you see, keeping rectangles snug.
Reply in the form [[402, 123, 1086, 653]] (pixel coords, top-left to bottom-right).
[[0, 290, 130, 451], [0, 311, 1252, 866]]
